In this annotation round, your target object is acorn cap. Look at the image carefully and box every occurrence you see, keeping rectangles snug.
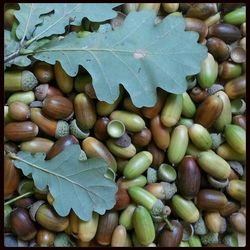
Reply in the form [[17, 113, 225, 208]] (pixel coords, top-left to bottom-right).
[[147, 168, 158, 184], [207, 175, 229, 189], [158, 164, 177, 182], [151, 199, 164, 216], [231, 99, 246, 115], [79, 150, 87, 161], [21, 71, 38, 91], [114, 132, 131, 148], [227, 161, 244, 176], [207, 84, 224, 96], [180, 221, 194, 241], [194, 216, 207, 235], [69, 119, 90, 139], [201, 232, 219, 245], [230, 46, 246, 63], [210, 133, 225, 150], [55, 121, 69, 138], [107, 120, 125, 138], [162, 182, 177, 200]]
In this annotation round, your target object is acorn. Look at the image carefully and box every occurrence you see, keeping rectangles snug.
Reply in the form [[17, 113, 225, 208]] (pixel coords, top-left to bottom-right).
[[122, 3, 139, 14], [132, 127, 152, 147], [188, 124, 212, 150], [185, 3, 217, 20], [4, 8, 16, 29], [118, 175, 147, 190], [113, 187, 131, 211], [229, 212, 246, 234], [162, 3, 179, 13], [223, 6, 246, 25], [93, 117, 110, 141], [206, 37, 230, 62], [177, 156, 201, 199], [30, 108, 69, 138], [122, 96, 142, 115], [8, 102, 30, 121], [111, 225, 128, 247], [10, 208, 37, 241], [30, 202, 69, 232], [141, 89, 166, 119], [218, 61, 242, 80], [74, 74, 96, 98], [97, 94, 123, 116], [54, 62, 73, 93], [189, 86, 208, 103], [147, 142, 165, 168], [204, 212, 226, 233], [33, 61, 54, 83], [119, 204, 136, 230], [185, 18, 208, 42], [181, 92, 196, 118], [42, 95, 74, 120], [196, 189, 228, 211], [150, 115, 170, 150], [4, 70, 38, 92], [82, 137, 117, 172], [195, 95, 223, 128], [46, 135, 79, 160], [216, 143, 245, 161], [4, 121, 39, 142], [96, 210, 119, 245], [208, 23, 242, 44], [74, 93, 96, 130], [4, 156, 21, 199], [232, 115, 246, 129], [7, 91, 35, 105], [138, 3, 161, 13], [161, 94, 182, 127], [219, 200, 240, 217], [36, 229, 55, 247], [167, 125, 189, 165], [35, 84, 63, 101], [226, 179, 245, 202]]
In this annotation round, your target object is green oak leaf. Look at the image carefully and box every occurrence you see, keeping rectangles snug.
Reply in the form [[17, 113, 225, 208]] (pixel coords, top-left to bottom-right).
[[12, 144, 118, 221], [33, 11, 207, 108], [22, 3, 121, 42]]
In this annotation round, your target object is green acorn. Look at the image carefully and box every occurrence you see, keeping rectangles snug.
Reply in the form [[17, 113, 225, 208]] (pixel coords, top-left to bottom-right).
[[197, 53, 218, 89], [224, 124, 245, 155], [181, 92, 196, 118], [223, 6, 246, 25], [189, 124, 212, 150]]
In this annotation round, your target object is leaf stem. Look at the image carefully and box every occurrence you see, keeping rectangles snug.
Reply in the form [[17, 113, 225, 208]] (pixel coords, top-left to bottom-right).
[[4, 191, 34, 206]]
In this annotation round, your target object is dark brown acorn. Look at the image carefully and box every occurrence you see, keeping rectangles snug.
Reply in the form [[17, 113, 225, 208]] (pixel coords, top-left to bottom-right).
[[189, 87, 208, 103], [177, 156, 201, 199], [132, 127, 152, 147], [93, 117, 110, 141], [147, 142, 165, 168], [33, 61, 54, 83]]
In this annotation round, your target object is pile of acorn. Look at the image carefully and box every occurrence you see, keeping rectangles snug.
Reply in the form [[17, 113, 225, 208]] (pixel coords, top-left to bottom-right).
[[4, 3, 246, 247]]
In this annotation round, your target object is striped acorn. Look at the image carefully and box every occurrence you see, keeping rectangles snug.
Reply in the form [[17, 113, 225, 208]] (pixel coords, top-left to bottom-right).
[[181, 92, 196, 118], [119, 175, 147, 190], [197, 150, 231, 180], [167, 125, 189, 165], [74, 93, 96, 130], [110, 110, 145, 133], [128, 186, 164, 216], [195, 95, 223, 128], [189, 124, 212, 150], [119, 204, 136, 230], [161, 94, 183, 127], [219, 61, 242, 81], [224, 75, 246, 99], [223, 6, 246, 25], [213, 91, 232, 131], [133, 206, 155, 245], [106, 139, 136, 159], [197, 53, 218, 89], [123, 151, 153, 179], [206, 37, 229, 62], [216, 143, 245, 161], [82, 137, 117, 172], [171, 195, 200, 223], [224, 124, 245, 156], [227, 180, 246, 202], [7, 91, 35, 105]]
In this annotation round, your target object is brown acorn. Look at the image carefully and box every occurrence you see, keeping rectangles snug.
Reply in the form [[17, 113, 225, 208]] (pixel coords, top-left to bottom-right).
[[206, 37, 230, 62], [46, 135, 79, 160], [219, 200, 240, 217], [132, 127, 152, 147], [158, 220, 184, 247], [42, 95, 73, 120], [113, 187, 131, 211], [147, 142, 165, 168], [4, 121, 39, 142], [185, 3, 217, 20], [36, 229, 55, 247], [8, 102, 30, 121], [96, 210, 119, 245], [195, 95, 223, 128], [10, 208, 37, 241], [224, 75, 246, 99], [189, 87, 208, 103], [177, 156, 201, 199], [196, 189, 228, 211], [150, 115, 170, 151], [4, 156, 21, 199], [93, 117, 110, 141], [208, 23, 242, 44], [185, 18, 208, 42], [33, 61, 54, 83]]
